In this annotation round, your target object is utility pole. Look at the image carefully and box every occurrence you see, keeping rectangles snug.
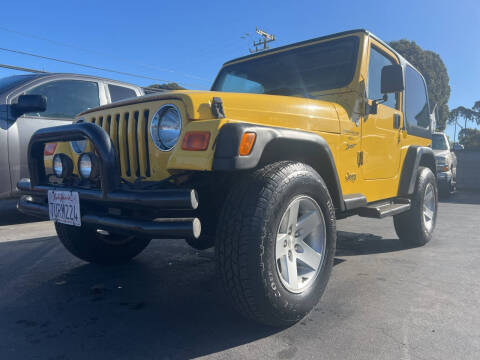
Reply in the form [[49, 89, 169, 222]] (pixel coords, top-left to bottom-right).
[[249, 28, 276, 53]]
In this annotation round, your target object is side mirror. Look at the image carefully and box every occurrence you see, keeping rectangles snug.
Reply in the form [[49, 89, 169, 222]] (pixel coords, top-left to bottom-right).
[[366, 65, 404, 116], [381, 64, 404, 94], [11, 94, 47, 118]]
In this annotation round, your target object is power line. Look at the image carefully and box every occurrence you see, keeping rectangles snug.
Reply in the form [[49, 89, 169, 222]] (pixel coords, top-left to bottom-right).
[[0, 25, 210, 83], [0, 46, 182, 83], [0, 63, 47, 74]]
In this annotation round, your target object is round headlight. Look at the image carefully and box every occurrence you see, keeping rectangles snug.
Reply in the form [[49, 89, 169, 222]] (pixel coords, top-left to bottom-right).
[[78, 153, 99, 180], [70, 118, 87, 154], [53, 154, 73, 178], [150, 104, 182, 151]]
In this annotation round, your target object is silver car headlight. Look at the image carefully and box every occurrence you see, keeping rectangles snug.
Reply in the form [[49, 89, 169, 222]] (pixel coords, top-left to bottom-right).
[[435, 157, 447, 166], [150, 104, 182, 151], [70, 118, 87, 154]]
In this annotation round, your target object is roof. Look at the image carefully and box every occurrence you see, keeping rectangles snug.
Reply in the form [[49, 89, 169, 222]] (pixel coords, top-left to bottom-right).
[[223, 28, 412, 70], [25, 72, 140, 87]]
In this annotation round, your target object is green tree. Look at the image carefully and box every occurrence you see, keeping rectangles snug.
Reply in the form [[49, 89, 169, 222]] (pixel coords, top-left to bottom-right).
[[458, 128, 480, 150], [448, 101, 480, 144], [148, 82, 186, 91], [389, 40, 450, 130]]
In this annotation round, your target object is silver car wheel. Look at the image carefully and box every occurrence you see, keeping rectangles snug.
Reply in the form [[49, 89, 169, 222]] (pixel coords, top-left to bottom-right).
[[423, 183, 436, 232], [275, 195, 326, 293]]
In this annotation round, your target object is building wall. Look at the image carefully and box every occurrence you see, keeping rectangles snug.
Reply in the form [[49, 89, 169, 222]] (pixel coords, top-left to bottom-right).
[[455, 151, 480, 190]]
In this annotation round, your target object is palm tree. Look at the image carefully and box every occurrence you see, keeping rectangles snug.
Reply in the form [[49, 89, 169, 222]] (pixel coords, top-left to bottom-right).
[[448, 102, 480, 144]]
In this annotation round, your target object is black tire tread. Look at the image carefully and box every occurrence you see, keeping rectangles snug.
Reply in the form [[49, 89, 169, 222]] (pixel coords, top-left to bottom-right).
[[394, 166, 437, 247], [216, 161, 335, 326]]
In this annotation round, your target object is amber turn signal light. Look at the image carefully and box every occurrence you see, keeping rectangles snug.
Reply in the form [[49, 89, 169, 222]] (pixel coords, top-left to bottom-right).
[[239, 132, 256, 156], [182, 131, 211, 151]]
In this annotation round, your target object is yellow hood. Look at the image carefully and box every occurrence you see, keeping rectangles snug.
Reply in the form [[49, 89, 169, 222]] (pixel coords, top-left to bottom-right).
[[80, 90, 340, 133]]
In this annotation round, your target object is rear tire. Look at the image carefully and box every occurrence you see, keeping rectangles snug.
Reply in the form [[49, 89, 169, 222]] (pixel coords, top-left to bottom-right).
[[216, 161, 336, 327], [394, 167, 438, 246], [439, 178, 455, 199], [55, 223, 151, 265]]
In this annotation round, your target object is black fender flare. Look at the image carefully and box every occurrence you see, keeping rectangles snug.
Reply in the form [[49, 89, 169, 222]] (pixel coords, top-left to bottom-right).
[[398, 146, 436, 196], [212, 122, 345, 210]]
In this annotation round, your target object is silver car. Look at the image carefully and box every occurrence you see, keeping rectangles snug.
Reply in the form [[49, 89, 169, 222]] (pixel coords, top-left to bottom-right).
[[433, 132, 457, 197], [0, 73, 144, 199]]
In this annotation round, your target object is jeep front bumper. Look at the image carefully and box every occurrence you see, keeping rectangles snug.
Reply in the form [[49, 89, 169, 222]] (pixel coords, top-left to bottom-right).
[[17, 123, 201, 240]]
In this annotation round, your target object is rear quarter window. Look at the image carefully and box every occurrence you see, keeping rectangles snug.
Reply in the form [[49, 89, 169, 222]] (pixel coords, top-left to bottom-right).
[[405, 66, 431, 138], [108, 84, 137, 102]]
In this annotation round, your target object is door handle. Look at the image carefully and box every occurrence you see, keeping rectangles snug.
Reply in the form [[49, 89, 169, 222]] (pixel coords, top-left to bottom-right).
[[393, 114, 401, 129]]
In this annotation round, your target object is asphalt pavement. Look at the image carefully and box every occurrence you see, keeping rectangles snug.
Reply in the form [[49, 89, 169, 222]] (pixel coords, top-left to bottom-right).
[[0, 193, 479, 360]]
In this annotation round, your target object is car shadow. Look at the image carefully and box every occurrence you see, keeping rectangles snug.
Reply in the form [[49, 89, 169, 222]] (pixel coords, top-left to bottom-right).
[[0, 228, 413, 359], [336, 231, 412, 256], [438, 190, 480, 205], [0, 239, 277, 359]]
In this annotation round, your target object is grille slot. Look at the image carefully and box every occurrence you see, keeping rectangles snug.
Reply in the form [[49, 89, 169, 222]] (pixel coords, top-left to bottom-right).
[[87, 108, 152, 180], [143, 110, 151, 177]]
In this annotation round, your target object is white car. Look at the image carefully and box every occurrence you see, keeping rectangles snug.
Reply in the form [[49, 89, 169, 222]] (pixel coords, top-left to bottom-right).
[[432, 132, 457, 197]]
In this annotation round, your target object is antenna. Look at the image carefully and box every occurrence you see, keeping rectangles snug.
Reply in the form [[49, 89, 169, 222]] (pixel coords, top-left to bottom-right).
[[249, 27, 276, 53]]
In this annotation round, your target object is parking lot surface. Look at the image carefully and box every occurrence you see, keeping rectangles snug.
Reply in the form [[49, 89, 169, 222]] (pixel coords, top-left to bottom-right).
[[0, 193, 479, 360]]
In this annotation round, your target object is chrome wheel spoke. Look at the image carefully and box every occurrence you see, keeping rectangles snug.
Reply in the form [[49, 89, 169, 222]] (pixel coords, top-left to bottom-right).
[[287, 201, 300, 234], [423, 205, 434, 220], [278, 254, 289, 282], [276, 233, 289, 259], [285, 254, 299, 288], [296, 240, 322, 270], [275, 195, 326, 293], [422, 183, 436, 232], [425, 189, 434, 203], [296, 211, 319, 237]]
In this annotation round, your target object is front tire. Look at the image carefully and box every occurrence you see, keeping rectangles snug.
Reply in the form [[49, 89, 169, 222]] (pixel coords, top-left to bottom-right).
[[55, 223, 151, 265], [439, 177, 455, 199], [394, 166, 438, 246], [216, 161, 336, 327]]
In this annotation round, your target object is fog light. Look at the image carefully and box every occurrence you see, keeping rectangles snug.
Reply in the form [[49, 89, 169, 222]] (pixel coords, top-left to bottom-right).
[[78, 153, 99, 180], [53, 154, 73, 178]]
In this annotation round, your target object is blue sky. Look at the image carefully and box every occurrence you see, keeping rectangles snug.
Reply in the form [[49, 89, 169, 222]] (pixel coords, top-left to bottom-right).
[[1, 0, 478, 140]]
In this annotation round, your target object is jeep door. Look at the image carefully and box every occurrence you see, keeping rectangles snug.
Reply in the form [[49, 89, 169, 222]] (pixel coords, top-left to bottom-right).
[[7, 78, 102, 194], [362, 41, 403, 180]]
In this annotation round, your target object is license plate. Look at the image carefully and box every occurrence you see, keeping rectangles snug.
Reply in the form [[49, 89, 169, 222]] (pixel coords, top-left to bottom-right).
[[48, 190, 81, 227]]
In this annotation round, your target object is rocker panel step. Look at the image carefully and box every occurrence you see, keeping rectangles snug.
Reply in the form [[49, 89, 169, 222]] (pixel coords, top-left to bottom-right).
[[358, 199, 411, 219]]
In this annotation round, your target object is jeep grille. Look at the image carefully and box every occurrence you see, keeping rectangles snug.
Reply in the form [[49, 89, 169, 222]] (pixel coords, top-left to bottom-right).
[[87, 110, 151, 179]]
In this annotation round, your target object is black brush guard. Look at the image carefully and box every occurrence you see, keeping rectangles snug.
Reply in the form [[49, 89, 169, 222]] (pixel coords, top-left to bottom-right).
[[17, 123, 201, 240]]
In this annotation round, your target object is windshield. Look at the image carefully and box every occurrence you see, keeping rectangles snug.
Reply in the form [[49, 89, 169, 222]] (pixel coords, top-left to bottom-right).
[[211, 36, 359, 98], [0, 74, 37, 93], [432, 133, 448, 150]]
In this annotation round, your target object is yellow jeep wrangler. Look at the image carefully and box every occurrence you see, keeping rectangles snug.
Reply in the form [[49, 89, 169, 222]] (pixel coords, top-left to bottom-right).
[[18, 29, 438, 326]]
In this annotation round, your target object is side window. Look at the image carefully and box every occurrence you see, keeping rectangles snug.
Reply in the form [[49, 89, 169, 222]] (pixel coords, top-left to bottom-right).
[[25, 80, 100, 119], [368, 46, 398, 109], [405, 66, 430, 129], [108, 84, 137, 102]]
